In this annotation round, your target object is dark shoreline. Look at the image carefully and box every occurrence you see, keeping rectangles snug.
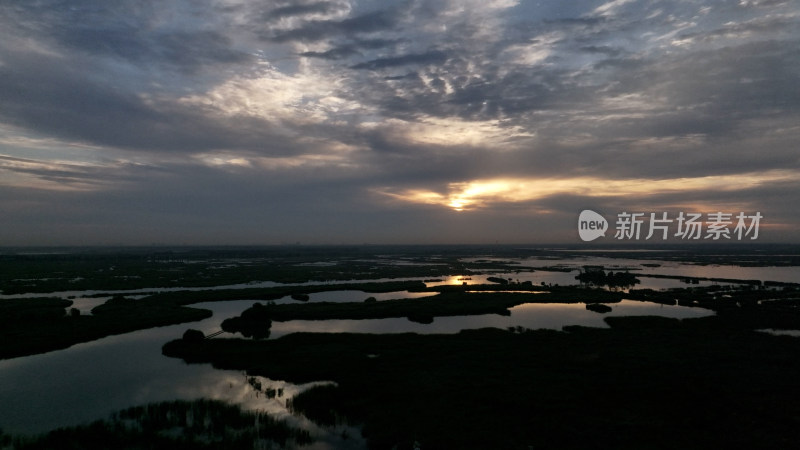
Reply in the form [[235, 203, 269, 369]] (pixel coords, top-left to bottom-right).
[[163, 311, 800, 449], [161, 283, 800, 449], [3, 246, 800, 449]]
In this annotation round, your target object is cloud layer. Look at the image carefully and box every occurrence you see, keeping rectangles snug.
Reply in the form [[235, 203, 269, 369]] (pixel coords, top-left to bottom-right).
[[1, 0, 798, 244]]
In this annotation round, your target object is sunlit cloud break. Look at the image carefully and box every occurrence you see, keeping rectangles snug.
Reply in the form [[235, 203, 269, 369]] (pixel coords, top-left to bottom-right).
[[0, 0, 798, 244], [379, 170, 800, 212]]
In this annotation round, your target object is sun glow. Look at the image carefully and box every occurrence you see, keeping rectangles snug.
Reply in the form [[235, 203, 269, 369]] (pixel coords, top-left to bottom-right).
[[378, 170, 799, 211], [448, 200, 466, 211]]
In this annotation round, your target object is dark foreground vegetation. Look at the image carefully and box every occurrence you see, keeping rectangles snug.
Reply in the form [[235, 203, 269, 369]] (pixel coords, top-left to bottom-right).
[[0, 279, 434, 360], [0, 244, 522, 360], [143, 280, 427, 304], [0, 246, 528, 295], [0, 296, 211, 360], [221, 287, 623, 338], [3, 399, 312, 450], [575, 269, 641, 288], [165, 284, 800, 450], [165, 309, 800, 449], [2, 244, 797, 295], [5, 245, 800, 449], [4, 244, 798, 360]]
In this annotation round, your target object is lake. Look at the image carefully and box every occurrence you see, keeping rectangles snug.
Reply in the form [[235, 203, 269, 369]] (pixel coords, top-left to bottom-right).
[[1, 252, 797, 442]]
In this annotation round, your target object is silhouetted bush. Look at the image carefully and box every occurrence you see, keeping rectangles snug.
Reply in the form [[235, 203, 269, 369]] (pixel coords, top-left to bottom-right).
[[11, 399, 312, 449], [576, 270, 640, 288], [407, 313, 434, 324], [585, 303, 613, 313], [182, 329, 205, 341]]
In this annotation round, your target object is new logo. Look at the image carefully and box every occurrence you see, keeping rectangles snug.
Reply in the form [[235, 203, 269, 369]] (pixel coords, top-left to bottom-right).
[[578, 210, 608, 241]]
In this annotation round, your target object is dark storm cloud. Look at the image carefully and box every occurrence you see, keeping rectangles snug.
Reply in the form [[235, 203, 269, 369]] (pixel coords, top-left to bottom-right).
[[1, 0, 799, 244], [542, 17, 607, 27], [267, 9, 399, 43], [604, 40, 800, 132], [300, 38, 401, 59], [384, 73, 418, 81], [578, 45, 623, 56], [353, 50, 584, 123], [350, 50, 448, 70], [266, 1, 346, 20], [0, 156, 114, 188], [3, 0, 251, 73], [60, 28, 251, 72], [0, 51, 297, 154], [300, 46, 359, 59], [739, 0, 792, 7], [675, 15, 797, 43]]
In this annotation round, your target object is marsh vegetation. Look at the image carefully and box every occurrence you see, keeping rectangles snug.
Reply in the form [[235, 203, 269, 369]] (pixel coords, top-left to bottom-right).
[[3, 245, 800, 449], [8, 399, 312, 450], [165, 311, 800, 449]]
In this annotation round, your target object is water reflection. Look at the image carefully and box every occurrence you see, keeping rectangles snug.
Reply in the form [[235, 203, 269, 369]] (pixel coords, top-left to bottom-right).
[[4, 251, 791, 439], [424, 271, 730, 292], [269, 300, 714, 339], [757, 329, 800, 337], [68, 297, 109, 315], [0, 293, 714, 436], [0, 300, 326, 436], [273, 290, 436, 304], [6, 256, 793, 302], [426, 273, 577, 288], [516, 256, 800, 284]]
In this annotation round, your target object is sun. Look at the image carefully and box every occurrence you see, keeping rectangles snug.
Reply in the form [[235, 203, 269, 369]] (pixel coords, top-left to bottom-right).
[[448, 200, 467, 211]]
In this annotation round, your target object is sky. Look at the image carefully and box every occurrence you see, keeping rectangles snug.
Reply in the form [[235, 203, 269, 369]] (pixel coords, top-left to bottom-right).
[[0, 0, 798, 245]]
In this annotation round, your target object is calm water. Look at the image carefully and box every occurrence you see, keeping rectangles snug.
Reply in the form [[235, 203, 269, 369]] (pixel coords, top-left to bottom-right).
[[4, 256, 797, 301], [0, 301, 331, 435], [67, 290, 435, 315], [0, 296, 711, 435], [268, 300, 712, 338], [271, 290, 436, 303], [1, 255, 796, 439], [428, 271, 743, 291], [514, 256, 800, 284]]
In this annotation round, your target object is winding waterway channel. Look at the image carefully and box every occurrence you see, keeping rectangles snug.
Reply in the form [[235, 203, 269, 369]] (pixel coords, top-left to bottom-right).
[[1, 254, 798, 445]]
